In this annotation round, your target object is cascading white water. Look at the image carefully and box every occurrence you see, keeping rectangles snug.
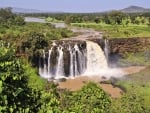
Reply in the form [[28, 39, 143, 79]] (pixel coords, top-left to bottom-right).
[[39, 50, 48, 78], [55, 46, 64, 78], [85, 41, 108, 75], [74, 44, 79, 75], [39, 40, 114, 79], [69, 45, 74, 77], [74, 44, 86, 75], [48, 48, 52, 76], [69, 44, 86, 77], [104, 39, 109, 63]]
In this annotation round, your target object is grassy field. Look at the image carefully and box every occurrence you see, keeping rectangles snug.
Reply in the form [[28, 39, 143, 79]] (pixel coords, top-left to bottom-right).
[[72, 23, 150, 38], [118, 52, 150, 67], [114, 67, 150, 108]]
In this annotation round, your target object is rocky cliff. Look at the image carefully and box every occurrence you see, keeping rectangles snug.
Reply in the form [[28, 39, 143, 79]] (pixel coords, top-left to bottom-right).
[[109, 37, 150, 55]]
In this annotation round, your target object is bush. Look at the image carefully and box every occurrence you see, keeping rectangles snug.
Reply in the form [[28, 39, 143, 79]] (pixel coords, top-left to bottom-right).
[[110, 90, 150, 113], [60, 82, 111, 113]]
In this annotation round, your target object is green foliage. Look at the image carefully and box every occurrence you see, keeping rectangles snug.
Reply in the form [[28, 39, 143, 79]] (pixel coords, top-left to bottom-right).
[[38, 83, 61, 113], [0, 8, 25, 26], [106, 10, 127, 25], [134, 16, 141, 25], [110, 90, 150, 113], [119, 52, 150, 66], [112, 67, 150, 110], [14, 16, 25, 25], [24, 62, 46, 90], [72, 23, 150, 38], [46, 17, 61, 23], [60, 82, 111, 113], [0, 41, 40, 112], [0, 41, 61, 113]]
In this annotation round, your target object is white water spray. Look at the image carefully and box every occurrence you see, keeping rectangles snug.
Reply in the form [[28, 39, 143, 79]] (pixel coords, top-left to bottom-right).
[[39, 40, 124, 80], [55, 46, 64, 77], [85, 41, 108, 74]]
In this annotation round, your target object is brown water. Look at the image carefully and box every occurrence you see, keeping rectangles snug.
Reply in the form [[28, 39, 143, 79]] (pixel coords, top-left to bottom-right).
[[58, 66, 145, 98]]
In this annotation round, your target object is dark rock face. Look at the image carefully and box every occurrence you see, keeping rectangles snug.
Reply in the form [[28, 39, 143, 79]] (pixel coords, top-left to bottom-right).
[[109, 37, 150, 55]]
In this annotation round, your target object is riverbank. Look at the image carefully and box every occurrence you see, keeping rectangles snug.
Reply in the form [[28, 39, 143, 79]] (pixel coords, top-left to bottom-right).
[[58, 66, 146, 98]]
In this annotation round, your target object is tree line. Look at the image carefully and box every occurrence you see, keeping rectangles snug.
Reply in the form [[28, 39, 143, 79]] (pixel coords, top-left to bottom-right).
[[22, 10, 150, 25]]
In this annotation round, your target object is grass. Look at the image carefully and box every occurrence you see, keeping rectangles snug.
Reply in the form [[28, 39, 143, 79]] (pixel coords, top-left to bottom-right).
[[114, 67, 150, 108], [71, 23, 150, 38], [23, 61, 47, 90], [118, 52, 150, 67], [107, 50, 150, 108]]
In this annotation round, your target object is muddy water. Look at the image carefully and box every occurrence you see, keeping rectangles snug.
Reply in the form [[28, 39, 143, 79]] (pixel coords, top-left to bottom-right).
[[58, 66, 145, 98]]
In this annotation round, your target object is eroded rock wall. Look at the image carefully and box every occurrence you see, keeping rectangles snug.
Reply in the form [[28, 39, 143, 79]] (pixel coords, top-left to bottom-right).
[[109, 37, 150, 55]]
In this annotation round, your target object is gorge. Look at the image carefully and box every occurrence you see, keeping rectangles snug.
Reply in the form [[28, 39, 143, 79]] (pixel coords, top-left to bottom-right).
[[38, 28, 150, 81], [39, 39, 110, 79]]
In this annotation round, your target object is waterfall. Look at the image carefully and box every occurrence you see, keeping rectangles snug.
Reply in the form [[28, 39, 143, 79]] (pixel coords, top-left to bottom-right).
[[48, 48, 52, 76], [104, 39, 109, 63], [55, 46, 64, 78], [69, 44, 86, 77], [74, 44, 80, 75], [39, 40, 109, 79], [39, 50, 49, 78], [85, 41, 108, 75], [69, 45, 74, 77]]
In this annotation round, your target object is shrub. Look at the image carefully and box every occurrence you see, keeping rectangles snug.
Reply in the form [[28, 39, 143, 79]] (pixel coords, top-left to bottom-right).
[[60, 82, 111, 113]]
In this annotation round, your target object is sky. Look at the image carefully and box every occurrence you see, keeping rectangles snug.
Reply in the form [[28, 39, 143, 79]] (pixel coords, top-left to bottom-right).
[[0, 0, 150, 12]]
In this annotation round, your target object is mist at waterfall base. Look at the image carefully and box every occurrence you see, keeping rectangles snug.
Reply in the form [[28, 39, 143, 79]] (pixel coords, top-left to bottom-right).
[[39, 40, 124, 80]]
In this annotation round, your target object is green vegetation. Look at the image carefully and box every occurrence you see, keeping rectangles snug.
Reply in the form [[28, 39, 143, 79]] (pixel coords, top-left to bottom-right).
[[107, 46, 150, 112], [1, 7, 150, 112], [0, 8, 112, 113], [0, 22, 74, 42], [0, 44, 111, 112], [118, 51, 150, 66], [72, 23, 150, 38], [60, 82, 111, 113], [0, 41, 40, 112], [69, 10, 150, 38], [113, 67, 150, 109], [110, 90, 150, 113]]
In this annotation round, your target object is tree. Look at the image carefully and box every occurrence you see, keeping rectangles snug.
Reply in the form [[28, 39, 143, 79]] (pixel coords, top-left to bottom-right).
[[0, 8, 25, 26], [0, 8, 15, 25], [94, 17, 100, 23], [141, 16, 146, 24], [106, 11, 127, 25], [0, 40, 62, 113], [14, 16, 25, 25], [122, 17, 131, 26], [134, 16, 141, 25], [0, 41, 40, 112]]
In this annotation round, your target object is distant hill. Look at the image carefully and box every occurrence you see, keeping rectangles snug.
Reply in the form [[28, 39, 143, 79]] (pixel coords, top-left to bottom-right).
[[0, 7, 45, 13], [1, 6, 150, 14], [12, 7, 43, 13], [120, 6, 150, 13], [0, 7, 64, 14]]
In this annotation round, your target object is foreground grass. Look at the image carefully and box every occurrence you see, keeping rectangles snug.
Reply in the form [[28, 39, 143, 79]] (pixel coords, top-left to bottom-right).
[[72, 23, 150, 38], [114, 67, 150, 108]]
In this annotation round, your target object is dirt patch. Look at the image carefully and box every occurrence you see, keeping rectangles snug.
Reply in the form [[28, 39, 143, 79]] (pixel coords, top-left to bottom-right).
[[58, 66, 146, 98], [122, 66, 146, 75]]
